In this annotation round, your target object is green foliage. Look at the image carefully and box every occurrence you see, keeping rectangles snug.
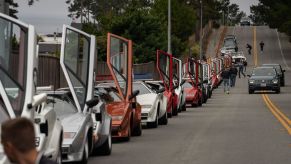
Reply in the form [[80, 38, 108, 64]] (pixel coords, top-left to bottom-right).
[[250, 0, 291, 38]]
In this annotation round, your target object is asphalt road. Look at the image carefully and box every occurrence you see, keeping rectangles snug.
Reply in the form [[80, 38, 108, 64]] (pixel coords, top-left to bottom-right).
[[88, 26, 291, 164]]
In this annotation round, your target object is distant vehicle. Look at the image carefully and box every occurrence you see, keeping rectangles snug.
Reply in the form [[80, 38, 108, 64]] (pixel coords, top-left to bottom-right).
[[173, 57, 186, 112], [0, 13, 62, 163], [220, 35, 238, 56], [156, 50, 178, 117], [262, 64, 286, 86], [248, 67, 281, 94], [240, 17, 251, 26], [232, 51, 247, 65], [133, 81, 168, 128]]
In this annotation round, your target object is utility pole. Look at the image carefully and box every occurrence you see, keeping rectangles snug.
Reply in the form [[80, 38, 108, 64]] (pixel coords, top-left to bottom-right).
[[167, 0, 171, 54], [199, 0, 203, 60]]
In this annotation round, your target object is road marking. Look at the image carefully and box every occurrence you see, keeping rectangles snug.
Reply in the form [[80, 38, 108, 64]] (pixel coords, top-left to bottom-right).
[[276, 29, 290, 70], [253, 27, 258, 66], [254, 26, 291, 136], [262, 94, 291, 135]]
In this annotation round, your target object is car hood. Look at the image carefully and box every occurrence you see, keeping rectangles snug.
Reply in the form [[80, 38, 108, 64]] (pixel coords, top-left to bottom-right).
[[250, 76, 275, 80], [59, 113, 87, 132], [106, 102, 128, 116], [137, 93, 157, 105]]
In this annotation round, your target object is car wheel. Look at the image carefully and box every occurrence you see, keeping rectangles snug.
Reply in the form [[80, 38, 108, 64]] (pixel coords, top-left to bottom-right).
[[198, 97, 202, 107], [281, 80, 285, 87], [133, 122, 142, 136], [168, 105, 173, 118], [248, 89, 254, 94], [159, 112, 168, 125], [172, 103, 178, 116], [56, 142, 62, 163], [80, 137, 89, 164], [147, 110, 159, 128], [181, 103, 186, 111], [124, 124, 131, 141], [276, 88, 280, 94], [94, 129, 112, 155]]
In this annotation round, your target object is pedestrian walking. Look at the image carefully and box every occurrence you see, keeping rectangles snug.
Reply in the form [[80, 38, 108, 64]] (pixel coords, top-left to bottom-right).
[[260, 41, 264, 53], [1, 118, 57, 164], [243, 60, 247, 72], [238, 60, 246, 78], [246, 43, 252, 55], [230, 65, 238, 87], [221, 67, 231, 94]]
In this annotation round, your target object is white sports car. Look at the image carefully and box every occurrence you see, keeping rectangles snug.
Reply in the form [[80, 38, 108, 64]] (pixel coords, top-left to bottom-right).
[[0, 13, 62, 163], [134, 81, 168, 128]]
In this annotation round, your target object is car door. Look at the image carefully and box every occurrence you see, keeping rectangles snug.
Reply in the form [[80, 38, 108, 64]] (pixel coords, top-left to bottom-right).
[[60, 25, 96, 113], [0, 13, 37, 120], [156, 50, 173, 113]]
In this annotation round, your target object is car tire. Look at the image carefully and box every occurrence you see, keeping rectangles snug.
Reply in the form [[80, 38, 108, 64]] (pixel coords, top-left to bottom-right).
[[248, 89, 254, 94], [94, 130, 112, 155], [168, 105, 173, 118], [124, 124, 131, 141], [275, 88, 280, 94], [132, 122, 142, 136], [281, 80, 285, 87], [172, 102, 178, 116], [159, 112, 168, 125], [80, 137, 89, 164], [181, 104, 186, 111], [147, 111, 159, 128], [198, 97, 202, 107]]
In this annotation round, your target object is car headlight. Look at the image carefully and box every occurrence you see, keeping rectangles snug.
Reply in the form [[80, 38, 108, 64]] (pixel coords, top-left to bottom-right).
[[63, 132, 76, 139], [249, 80, 255, 84], [111, 115, 123, 121], [141, 105, 152, 109], [272, 79, 278, 84]]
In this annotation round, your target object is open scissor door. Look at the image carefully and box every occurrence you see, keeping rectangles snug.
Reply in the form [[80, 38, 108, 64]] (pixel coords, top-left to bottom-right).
[[187, 58, 198, 87], [106, 33, 133, 101], [0, 13, 37, 120], [156, 50, 172, 92], [173, 57, 182, 87], [60, 25, 96, 112]]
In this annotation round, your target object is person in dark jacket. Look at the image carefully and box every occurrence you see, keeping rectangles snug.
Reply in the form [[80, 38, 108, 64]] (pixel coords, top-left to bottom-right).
[[260, 41, 264, 53], [221, 67, 231, 94], [238, 59, 246, 78], [1, 118, 58, 164], [246, 43, 252, 55], [230, 65, 238, 87]]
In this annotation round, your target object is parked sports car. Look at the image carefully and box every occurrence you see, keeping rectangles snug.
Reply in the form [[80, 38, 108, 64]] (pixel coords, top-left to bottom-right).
[[103, 33, 142, 141], [133, 81, 167, 128], [0, 13, 62, 163], [173, 57, 186, 112]]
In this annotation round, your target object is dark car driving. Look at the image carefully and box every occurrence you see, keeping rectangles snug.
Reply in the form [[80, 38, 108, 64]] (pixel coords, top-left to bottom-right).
[[248, 66, 281, 94], [262, 64, 286, 86]]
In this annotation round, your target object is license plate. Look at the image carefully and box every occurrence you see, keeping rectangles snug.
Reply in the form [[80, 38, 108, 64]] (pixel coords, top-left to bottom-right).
[[261, 83, 266, 87]]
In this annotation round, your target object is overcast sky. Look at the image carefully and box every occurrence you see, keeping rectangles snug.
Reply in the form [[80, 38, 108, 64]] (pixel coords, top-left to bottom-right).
[[15, 0, 258, 34]]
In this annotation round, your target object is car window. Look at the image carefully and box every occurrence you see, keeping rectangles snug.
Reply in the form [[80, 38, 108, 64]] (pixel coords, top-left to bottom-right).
[[263, 65, 282, 74], [95, 87, 122, 103], [133, 83, 151, 95], [252, 68, 276, 76], [47, 96, 78, 116]]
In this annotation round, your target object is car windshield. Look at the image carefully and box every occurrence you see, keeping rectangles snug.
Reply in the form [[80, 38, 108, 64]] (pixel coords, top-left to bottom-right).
[[182, 81, 193, 88], [63, 28, 90, 110], [252, 68, 276, 76], [95, 87, 122, 103], [224, 39, 235, 47], [263, 65, 282, 74], [0, 17, 28, 116], [47, 96, 78, 116], [133, 83, 151, 95]]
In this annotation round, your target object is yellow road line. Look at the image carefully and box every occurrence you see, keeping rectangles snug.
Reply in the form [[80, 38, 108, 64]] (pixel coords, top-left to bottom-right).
[[262, 94, 291, 135], [254, 26, 291, 136], [264, 94, 291, 125], [253, 27, 258, 66]]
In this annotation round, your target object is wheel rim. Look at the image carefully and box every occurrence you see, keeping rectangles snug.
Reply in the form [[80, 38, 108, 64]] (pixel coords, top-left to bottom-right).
[[108, 132, 112, 150]]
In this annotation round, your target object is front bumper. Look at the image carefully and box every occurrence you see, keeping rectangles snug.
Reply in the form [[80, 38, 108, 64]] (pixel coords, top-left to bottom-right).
[[249, 83, 279, 91], [61, 146, 83, 162]]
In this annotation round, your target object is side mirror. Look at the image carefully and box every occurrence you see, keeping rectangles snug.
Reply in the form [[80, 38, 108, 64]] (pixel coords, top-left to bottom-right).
[[129, 90, 140, 100], [180, 79, 186, 86], [86, 98, 99, 108], [27, 93, 47, 110], [203, 79, 208, 83], [157, 87, 165, 93]]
